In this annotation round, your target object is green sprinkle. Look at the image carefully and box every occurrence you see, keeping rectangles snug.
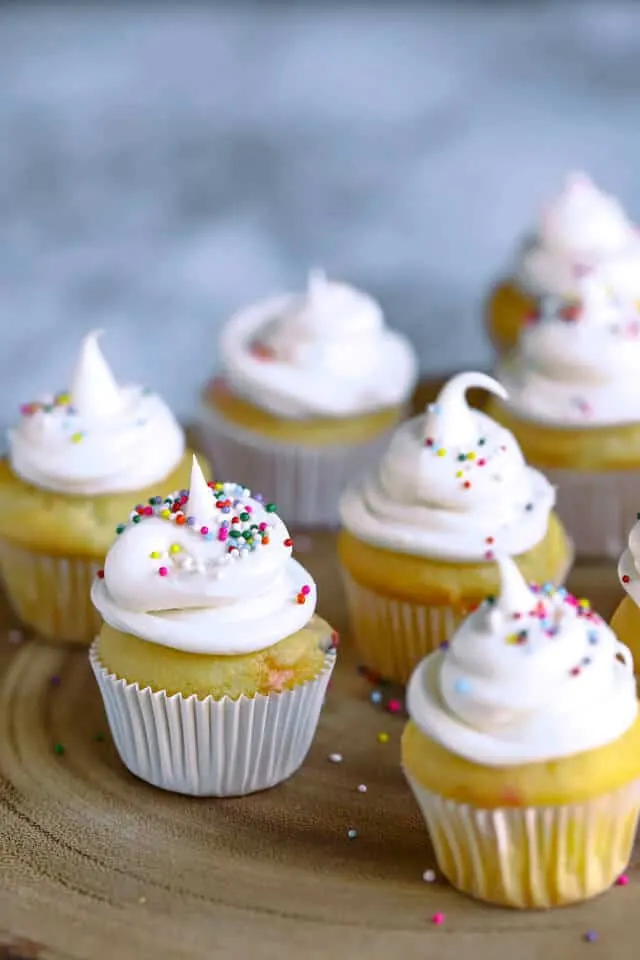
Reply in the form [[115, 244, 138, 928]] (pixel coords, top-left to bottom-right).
[[132, 515, 142, 524], [478, 438, 486, 446], [486, 595, 496, 605], [457, 453, 466, 462], [229, 530, 242, 539], [53, 743, 65, 756], [116, 524, 126, 535], [242, 531, 253, 540], [239, 512, 250, 522], [266, 503, 277, 513]]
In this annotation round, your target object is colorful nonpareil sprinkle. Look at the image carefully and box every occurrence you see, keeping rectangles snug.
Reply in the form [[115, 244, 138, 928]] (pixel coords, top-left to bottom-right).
[[328, 753, 343, 764], [431, 913, 445, 926], [347, 828, 358, 840]]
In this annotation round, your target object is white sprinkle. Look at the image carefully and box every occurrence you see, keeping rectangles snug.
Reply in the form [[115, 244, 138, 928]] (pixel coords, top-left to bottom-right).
[[347, 828, 358, 840], [328, 752, 343, 764], [357, 784, 367, 793], [422, 869, 436, 883]]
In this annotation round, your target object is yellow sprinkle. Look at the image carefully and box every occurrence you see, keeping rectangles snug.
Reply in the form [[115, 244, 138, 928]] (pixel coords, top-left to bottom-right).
[[214, 482, 224, 490], [56, 392, 71, 405], [70, 432, 83, 443], [169, 544, 182, 554], [505, 633, 519, 646], [149, 551, 161, 559], [436, 449, 446, 457], [467, 451, 476, 461], [578, 598, 590, 609], [160, 509, 171, 519], [455, 470, 463, 478], [377, 732, 390, 744]]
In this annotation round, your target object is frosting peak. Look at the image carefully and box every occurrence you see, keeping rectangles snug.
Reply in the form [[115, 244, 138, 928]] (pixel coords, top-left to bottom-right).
[[515, 173, 640, 301], [495, 270, 640, 426], [424, 372, 507, 450], [339, 370, 556, 561], [217, 274, 417, 419], [407, 561, 637, 766], [70, 329, 123, 420], [9, 331, 185, 495], [91, 459, 317, 655], [617, 516, 640, 607]]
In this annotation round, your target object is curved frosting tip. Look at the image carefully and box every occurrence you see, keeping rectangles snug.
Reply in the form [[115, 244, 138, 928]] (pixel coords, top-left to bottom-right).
[[424, 371, 508, 448], [185, 454, 217, 523], [492, 552, 537, 618]]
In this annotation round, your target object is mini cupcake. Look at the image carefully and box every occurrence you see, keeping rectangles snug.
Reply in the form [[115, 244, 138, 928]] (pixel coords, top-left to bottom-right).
[[486, 172, 640, 353], [195, 269, 418, 527], [487, 273, 640, 558], [89, 455, 337, 797], [338, 371, 572, 684], [403, 553, 640, 909], [0, 330, 195, 645], [610, 517, 640, 673]]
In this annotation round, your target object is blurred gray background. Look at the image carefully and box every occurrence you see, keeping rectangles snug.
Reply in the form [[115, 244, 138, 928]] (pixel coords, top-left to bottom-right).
[[1, 0, 640, 432]]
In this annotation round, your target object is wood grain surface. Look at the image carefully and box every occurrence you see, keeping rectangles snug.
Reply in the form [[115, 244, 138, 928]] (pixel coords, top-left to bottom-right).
[[0, 380, 638, 960]]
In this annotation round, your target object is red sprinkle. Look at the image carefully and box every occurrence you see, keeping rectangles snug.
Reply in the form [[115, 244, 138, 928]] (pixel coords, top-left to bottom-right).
[[296, 593, 306, 604], [284, 538, 294, 547], [623, 575, 631, 584], [96, 569, 105, 579], [175, 515, 186, 526]]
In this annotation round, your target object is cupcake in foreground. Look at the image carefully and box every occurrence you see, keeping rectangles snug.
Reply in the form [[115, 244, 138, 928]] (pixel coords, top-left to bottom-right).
[[196, 269, 418, 527], [89, 455, 337, 797], [403, 553, 640, 909], [0, 330, 194, 645], [610, 517, 640, 673], [338, 371, 572, 684], [487, 274, 640, 558], [486, 172, 640, 353]]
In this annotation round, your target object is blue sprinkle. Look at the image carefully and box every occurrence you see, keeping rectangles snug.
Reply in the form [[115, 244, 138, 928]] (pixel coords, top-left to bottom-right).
[[583, 930, 598, 943], [370, 690, 383, 705], [588, 632, 599, 645], [454, 678, 470, 694]]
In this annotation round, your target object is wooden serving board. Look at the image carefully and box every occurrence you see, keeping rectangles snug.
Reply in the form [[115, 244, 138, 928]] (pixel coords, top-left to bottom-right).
[[0, 382, 636, 960]]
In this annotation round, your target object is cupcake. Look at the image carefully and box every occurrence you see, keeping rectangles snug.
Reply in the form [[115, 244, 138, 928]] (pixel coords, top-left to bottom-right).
[[338, 371, 572, 684], [0, 330, 195, 645], [89, 455, 337, 797], [487, 273, 640, 558], [610, 517, 640, 673], [403, 553, 640, 909], [195, 269, 418, 528], [486, 172, 640, 353]]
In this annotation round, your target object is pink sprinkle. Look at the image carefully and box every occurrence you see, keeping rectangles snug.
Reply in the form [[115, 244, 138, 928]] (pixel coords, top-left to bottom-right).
[[485, 550, 494, 560], [431, 913, 445, 926], [19, 403, 33, 416], [387, 699, 402, 714], [244, 505, 253, 513], [617, 874, 629, 886], [477, 458, 486, 467], [143, 506, 153, 516], [259, 522, 268, 532], [301, 584, 311, 596], [200, 526, 209, 535], [158, 566, 168, 577], [218, 528, 228, 542]]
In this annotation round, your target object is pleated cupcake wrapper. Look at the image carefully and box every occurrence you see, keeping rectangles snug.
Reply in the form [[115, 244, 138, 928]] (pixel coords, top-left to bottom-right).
[[341, 573, 467, 685], [405, 773, 640, 909], [545, 467, 639, 560], [194, 403, 401, 528], [0, 539, 101, 645], [89, 642, 336, 797]]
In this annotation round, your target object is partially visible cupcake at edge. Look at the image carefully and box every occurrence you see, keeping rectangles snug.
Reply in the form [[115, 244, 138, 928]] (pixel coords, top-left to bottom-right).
[[610, 516, 640, 675], [0, 330, 195, 645], [402, 553, 640, 909], [487, 273, 640, 558], [338, 370, 572, 684], [485, 172, 640, 353], [90, 455, 337, 797], [195, 269, 418, 528]]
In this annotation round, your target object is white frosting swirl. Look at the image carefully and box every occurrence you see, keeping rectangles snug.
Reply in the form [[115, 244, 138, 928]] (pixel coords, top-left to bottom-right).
[[91, 456, 317, 655], [496, 273, 640, 426], [339, 372, 555, 561], [617, 518, 640, 608], [515, 172, 640, 300], [9, 331, 185, 495], [218, 270, 418, 419], [407, 554, 637, 765]]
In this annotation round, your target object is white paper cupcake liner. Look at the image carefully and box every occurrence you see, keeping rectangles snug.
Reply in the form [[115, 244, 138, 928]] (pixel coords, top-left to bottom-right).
[[0, 538, 101, 644], [406, 773, 640, 908], [194, 402, 401, 528], [89, 642, 336, 797], [544, 467, 640, 560], [341, 572, 463, 683]]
